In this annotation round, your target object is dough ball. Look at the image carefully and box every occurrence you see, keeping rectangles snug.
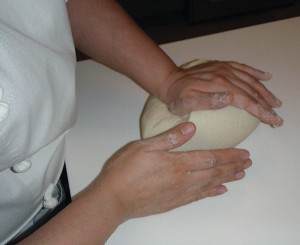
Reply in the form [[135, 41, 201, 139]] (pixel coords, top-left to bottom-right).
[[140, 59, 260, 151]]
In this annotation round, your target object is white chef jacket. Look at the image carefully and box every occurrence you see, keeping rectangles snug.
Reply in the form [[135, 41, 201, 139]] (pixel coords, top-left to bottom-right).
[[0, 0, 77, 243]]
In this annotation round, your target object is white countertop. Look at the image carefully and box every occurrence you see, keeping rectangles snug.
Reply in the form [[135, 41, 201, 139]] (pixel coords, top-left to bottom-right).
[[66, 17, 300, 244]]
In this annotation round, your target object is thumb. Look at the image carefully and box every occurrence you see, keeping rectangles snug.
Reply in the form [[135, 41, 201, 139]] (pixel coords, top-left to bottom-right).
[[145, 122, 196, 151]]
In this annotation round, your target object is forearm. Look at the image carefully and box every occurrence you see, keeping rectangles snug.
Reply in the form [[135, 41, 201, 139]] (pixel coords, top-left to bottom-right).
[[20, 183, 125, 245], [67, 0, 177, 101]]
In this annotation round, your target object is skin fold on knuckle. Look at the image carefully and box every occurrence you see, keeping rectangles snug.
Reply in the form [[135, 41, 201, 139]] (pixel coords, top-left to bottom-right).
[[234, 93, 259, 112], [210, 168, 223, 179], [201, 151, 217, 168], [170, 158, 187, 176], [223, 162, 246, 181], [246, 100, 275, 122], [228, 62, 267, 81], [209, 73, 229, 86], [200, 179, 213, 192], [192, 192, 206, 202]]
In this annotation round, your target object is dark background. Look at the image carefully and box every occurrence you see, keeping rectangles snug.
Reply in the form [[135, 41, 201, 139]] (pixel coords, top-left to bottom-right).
[[76, 0, 300, 60]]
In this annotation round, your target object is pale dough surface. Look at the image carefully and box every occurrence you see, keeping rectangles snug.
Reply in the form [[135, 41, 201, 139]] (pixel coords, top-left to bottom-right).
[[140, 59, 260, 151]]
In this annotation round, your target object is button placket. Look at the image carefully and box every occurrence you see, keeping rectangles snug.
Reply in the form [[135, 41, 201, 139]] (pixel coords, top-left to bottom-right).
[[0, 87, 9, 123]]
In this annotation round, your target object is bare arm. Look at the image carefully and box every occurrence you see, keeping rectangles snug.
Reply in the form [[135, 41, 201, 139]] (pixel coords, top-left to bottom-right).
[[67, 0, 176, 101], [67, 0, 283, 127], [21, 183, 125, 244]]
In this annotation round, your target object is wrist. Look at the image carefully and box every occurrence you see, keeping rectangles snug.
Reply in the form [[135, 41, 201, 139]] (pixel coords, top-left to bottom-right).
[[88, 180, 128, 224], [69, 180, 128, 243], [155, 65, 182, 106]]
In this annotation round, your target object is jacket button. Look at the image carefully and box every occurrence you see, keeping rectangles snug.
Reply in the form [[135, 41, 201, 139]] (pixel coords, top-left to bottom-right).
[[43, 183, 59, 209], [12, 159, 32, 173]]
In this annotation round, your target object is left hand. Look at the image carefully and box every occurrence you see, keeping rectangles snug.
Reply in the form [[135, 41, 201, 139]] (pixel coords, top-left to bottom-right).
[[161, 60, 283, 127], [97, 122, 251, 220]]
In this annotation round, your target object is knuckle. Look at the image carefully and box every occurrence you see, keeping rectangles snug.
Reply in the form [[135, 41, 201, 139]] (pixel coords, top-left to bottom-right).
[[227, 61, 238, 66], [205, 151, 217, 167], [213, 75, 229, 87], [232, 162, 243, 172], [235, 62, 249, 71], [209, 156, 217, 167], [171, 161, 185, 175], [169, 163, 186, 182], [201, 180, 212, 191], [193, 193, 204, 202], [247, 100, 265, 116], [210, 73, 223, 82], [170, 93, 193, 114], [230, 161, 245, 175], [129, 140, 145, 151], [210, 168, 222, 179], [248, 76, 261, 87], [240, 63, 248, 69], [236, 91, 257, 109]]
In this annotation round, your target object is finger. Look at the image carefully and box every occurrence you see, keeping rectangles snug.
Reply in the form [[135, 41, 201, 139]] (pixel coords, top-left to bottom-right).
[[161, 186, 223, 210], [233, 93, 283, 127], [194, 185, 229, 200], [178, 185, 228, 206], [161, 160, 249, 210], [186, 159, 250, 189], [185, 63, 281, 109], [145, 122, 196, 151], [174, 148, 250, 172], [221, 77, 274, 110], [192, 68, 275, 110], [207, 185, 228, 197], [176, 70, 276, 115], [182, 168, 248, 202], [169, 91, 234, 116], [227, 62, 282, 107], [227, 61, 272, 81]]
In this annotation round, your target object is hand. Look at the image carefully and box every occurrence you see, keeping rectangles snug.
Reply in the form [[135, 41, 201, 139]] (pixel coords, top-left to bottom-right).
[[162, 60, 283, 127], [97, 122, 252, 220]]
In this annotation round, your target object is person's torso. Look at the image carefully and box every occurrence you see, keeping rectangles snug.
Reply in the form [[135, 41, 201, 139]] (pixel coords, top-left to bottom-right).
[[0, 0, 77, 243]]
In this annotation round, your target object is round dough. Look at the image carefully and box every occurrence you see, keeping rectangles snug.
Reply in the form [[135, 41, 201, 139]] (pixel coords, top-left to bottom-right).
[[140, 59, 260, 151]]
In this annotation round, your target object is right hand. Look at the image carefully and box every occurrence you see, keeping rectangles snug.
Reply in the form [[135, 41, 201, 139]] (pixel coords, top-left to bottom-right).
[[97, 122, 252, 220], [161, 61, 283, 127]]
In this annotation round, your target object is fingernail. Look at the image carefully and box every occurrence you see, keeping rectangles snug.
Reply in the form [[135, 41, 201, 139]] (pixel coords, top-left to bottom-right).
[[272, 115, 284, 128], [217, 186, 228, 194], [274, 98, 282, 107], [263, 72, 272, 80], [180, 123, 195, 135], [235, 171, 246, 180], [241, 151, 250, 160], [243, 160, 252, 169], [265, 110, 283, 127]]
